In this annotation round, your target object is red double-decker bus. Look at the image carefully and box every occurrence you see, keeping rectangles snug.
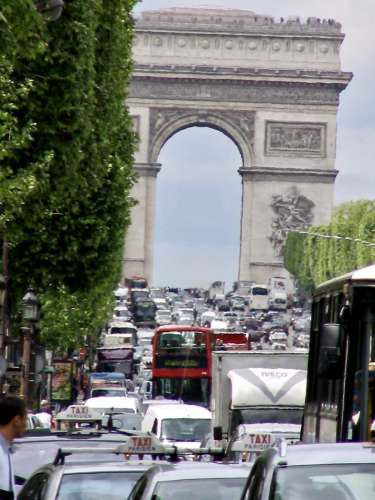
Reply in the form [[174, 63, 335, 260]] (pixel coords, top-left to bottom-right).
[[152, 325, 213, 407]]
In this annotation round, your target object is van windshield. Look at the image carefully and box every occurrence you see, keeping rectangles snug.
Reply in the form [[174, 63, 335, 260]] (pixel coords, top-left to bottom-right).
[[110, 327, 135, 334], [91, 389, 127, 398], [233, 408, 303, 427], [160, 418, 211, 442]]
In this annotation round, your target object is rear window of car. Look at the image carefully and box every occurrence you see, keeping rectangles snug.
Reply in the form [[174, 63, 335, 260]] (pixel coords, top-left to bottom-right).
[[57, 472, 142, 500], [153, 477, 247, 500], [272, 464, 375, 500]]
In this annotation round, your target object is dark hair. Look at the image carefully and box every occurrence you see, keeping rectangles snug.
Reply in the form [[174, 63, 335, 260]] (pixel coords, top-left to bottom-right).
[[0, 396, 27, 426]]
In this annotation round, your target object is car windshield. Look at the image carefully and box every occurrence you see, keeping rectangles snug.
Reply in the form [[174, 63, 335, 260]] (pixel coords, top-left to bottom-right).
[[160, 418, 210, 442], [153, 477, 247, 500], [110, 327, 135, 334], [252, 287, 268, 296], [235, 408, 303, 426], [155, 378, 210, 406], [91, 389, 126, 398], [271, 464, 375, 500], [57, 472, 142, 500]]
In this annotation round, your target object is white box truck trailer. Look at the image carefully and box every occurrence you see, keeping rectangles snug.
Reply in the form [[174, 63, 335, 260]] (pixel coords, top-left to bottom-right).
[[210, 351, 307, 442]]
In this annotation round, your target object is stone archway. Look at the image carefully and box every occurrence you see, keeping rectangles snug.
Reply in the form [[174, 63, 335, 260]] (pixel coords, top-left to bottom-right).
[[123, 7, 352, 287], [148, 108, 253, 166]]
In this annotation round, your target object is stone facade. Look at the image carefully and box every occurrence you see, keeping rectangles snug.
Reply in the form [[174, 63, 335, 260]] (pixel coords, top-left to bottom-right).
[[123, 7, 352, 287]]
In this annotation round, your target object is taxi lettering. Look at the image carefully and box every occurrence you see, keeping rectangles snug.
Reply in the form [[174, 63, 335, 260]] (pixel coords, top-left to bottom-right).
[[130, 436, 152, 448], [70, 406, 89, 416]]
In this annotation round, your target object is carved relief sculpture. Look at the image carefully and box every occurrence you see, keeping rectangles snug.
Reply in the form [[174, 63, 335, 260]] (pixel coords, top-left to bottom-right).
[[270, 186, 315, 256], [265, 121, 326, 157]]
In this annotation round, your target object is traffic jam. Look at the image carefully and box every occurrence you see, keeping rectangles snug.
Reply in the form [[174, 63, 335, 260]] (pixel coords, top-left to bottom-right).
[[11, 270, 375, 499]]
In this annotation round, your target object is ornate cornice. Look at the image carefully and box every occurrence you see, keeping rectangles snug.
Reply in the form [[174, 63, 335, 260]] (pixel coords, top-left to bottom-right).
[[133, 63, 352, 87], [129, 77, 341, 106], [250, 261, 284, 268], [137, 9, 344, 39], [249, 258, 284, 268], [238, 167, 338, 183], [133, 162, 161, 177]]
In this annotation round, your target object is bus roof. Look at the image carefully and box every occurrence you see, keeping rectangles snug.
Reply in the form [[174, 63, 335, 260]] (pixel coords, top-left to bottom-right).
[[155, 325, 213, 334], [109, 321, 137, 329], [89, 372, 125, 381], [314, 264, 375, 295]]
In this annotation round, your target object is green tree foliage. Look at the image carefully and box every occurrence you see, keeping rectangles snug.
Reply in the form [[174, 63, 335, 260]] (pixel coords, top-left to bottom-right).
[[0, 0, 137, 348], [284, 200, 375, 290]]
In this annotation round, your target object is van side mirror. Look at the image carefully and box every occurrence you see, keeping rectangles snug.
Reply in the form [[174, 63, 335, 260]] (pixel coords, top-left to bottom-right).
[[318, 323, 343, 379], [15, 476, 26, 486]]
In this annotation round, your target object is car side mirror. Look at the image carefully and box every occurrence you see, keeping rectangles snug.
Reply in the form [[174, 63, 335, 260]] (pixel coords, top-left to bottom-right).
[[15, 476, 26, 486]]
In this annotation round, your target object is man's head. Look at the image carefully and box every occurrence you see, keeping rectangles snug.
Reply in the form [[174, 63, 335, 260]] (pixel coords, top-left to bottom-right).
[[0, 396, 27, 441]]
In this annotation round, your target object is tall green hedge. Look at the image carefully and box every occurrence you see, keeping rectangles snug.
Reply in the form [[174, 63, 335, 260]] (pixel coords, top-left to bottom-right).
[[0, 0, 137, 349], [284, 200, 375, 291]]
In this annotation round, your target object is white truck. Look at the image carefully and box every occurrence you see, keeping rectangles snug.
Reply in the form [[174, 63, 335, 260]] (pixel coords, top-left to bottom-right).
[[210, 351, 307, 446], [269, 291, 288, 311], [268, 276, 288, 310], [208, 281, 225, 301]]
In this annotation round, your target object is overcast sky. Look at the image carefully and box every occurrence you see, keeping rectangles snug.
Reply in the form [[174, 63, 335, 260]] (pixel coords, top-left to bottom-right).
[[132, 1, 375, 289]]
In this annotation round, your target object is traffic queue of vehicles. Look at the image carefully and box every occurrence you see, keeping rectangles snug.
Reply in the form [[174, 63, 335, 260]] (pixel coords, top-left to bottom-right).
[[13, 265, 375, 499]]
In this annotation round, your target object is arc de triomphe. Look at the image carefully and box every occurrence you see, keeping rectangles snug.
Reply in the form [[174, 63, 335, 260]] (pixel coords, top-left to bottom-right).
[[124, 7, 351, 286]]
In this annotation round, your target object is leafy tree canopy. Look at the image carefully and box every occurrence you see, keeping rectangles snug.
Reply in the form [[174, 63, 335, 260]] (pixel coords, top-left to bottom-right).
[[284, 200, 375, 292], [0, 0, 137, 349]]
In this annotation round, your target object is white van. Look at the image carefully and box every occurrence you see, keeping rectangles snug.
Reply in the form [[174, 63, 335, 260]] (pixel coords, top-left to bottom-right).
[[141, 403, 211, 450]]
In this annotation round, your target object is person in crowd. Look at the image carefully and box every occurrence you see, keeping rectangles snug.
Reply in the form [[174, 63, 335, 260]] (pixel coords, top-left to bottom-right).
[[35, 400, 52, 429], [0, 396, 27, 500], [215, 339, 227, 351], [71, 377, 79, 404]]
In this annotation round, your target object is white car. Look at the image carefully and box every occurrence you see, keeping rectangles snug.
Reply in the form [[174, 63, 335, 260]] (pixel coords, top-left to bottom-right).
[[269, 331, 288, 345], [85, 396, 140, 415], [155, 309, 172, 326]]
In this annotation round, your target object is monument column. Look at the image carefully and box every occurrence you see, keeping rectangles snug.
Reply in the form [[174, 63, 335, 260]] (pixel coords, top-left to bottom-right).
[[238, 167, 254, 283], [122, 162, 161, 283]]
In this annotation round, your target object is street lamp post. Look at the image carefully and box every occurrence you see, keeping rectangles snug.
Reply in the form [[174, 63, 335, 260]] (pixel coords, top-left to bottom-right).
[[20, 288, 39, 406]]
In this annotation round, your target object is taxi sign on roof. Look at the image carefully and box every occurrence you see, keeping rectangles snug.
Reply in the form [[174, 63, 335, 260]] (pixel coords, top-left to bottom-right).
[[230, 433, 274, 453], [56, 405, 103, 422], [116, 435, 167, 455]]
